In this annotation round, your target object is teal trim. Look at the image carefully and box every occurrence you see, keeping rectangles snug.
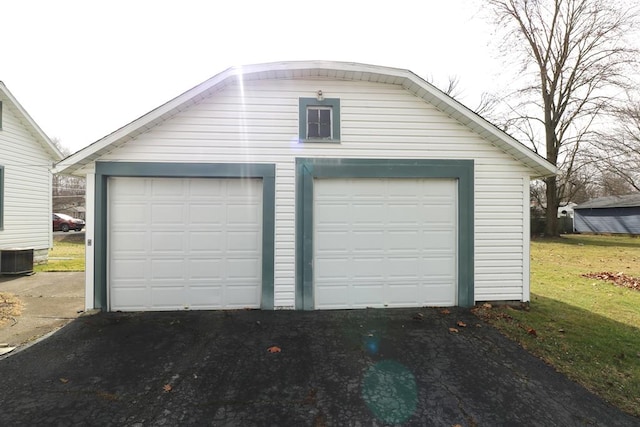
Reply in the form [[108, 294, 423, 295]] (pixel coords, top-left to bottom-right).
[[295, 158, 474, 310], [299, 98, 341, 142], [0, 165, 4, 230], [94, 162, 276, 311]]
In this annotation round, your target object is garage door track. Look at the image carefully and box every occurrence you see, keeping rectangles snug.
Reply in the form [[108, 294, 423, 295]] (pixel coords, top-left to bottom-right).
[[0, 308, 636, 426]]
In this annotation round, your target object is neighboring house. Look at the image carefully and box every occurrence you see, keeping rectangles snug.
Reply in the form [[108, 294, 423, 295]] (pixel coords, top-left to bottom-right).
[[55, 61, 556, 312], [0, 82, 63, 268], [558, 202, 576, 218], [574, 194, 640, 234]]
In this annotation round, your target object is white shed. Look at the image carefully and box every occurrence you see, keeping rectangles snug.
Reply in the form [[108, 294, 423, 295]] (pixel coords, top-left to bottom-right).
[[0, 82, 63, 268], [55, 61, 556, 311]]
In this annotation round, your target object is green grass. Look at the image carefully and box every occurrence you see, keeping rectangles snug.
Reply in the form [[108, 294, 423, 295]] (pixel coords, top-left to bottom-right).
[[479, 234, 640, 417], [36, 234, 86, 272]]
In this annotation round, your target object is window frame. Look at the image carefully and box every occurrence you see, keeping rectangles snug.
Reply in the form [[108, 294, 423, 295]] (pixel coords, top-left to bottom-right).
[[298, 97, 340, 143]]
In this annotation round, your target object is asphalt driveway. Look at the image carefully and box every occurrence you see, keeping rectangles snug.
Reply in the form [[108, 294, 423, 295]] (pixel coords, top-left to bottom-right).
[[0, 308, 636, 426]]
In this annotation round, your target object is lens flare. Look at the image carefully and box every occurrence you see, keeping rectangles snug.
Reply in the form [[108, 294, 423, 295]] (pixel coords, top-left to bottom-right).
[[362, 360, 417, 424]]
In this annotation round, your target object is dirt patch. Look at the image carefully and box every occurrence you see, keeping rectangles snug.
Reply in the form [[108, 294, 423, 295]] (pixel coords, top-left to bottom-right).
[[0, 293, 23, 327], [582, 272, 640, 292]]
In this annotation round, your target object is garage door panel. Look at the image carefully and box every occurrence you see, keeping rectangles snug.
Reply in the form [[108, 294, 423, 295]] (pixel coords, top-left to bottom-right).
[[110, 259, 147, 279], [150, 286, 187, 309], [226, 257, 261, 278], [109, 177, 262, 311], [189, 232, 223, 251], [151, 232, 184, 252], [151, 260, 184, 279], [227, 204, 261, 224], [422, 231, 456, 249], [227, 233, 261, 252], [314, 178, 457, 309], [111, 287, 149, 310], [225, 285, 261, 307], [352, 285, 385, 306], [112, 203, 147, 225], [110, 231, 147, 252], [151, 179, 184, 197], [189, 286, 222, 308], [190, 204, 225, 224], [151, 204, 185, 225], [315, 284, 350, 308]]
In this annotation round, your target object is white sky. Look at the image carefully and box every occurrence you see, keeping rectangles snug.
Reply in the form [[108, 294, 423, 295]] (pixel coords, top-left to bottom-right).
[[2, 0, 500, 153]]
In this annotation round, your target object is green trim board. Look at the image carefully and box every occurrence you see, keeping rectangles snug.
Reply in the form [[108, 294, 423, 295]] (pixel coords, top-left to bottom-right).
[[295, 158, 474, 310], [94, 161, 276, 311], [0, 165, 4, 230], [298, 98, 341, 142]]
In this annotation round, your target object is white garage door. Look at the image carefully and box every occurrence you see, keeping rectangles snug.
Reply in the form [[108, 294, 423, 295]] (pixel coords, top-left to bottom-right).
[[314, 178, 457, 309], [108, 177, 262, 311]]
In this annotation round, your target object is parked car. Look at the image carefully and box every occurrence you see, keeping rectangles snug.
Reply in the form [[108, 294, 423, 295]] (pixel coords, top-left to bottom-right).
[[52, 213, 85, 232]]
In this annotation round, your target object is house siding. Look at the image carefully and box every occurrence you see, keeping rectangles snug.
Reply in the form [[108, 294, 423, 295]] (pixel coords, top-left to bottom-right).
[[0, 100, 54, 256], [87, 78, 532, 307]]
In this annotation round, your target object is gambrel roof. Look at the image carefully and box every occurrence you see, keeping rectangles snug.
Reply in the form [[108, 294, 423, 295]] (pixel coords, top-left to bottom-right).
[[0, 81, 63, 161], [55, 61, 556, 177]]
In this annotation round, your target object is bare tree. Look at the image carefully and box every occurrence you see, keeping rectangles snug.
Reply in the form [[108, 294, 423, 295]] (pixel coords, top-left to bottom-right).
[[486, 0, 639, 236], [50, 138, 85, 216], [593, 101, 640, 192]]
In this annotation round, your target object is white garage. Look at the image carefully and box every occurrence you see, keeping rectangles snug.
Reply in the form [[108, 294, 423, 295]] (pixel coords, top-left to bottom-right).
[[55, 61, 557, 312], [108, 177, 263, 311], [313, 178, 457, 309]]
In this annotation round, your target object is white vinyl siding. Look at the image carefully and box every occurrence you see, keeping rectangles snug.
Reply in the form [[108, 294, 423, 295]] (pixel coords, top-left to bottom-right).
[[0, 100, 53, 252], [93, 78, 532, 306]]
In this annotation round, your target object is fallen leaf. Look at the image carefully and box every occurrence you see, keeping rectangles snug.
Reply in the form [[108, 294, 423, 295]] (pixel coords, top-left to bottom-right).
[[456, 321, 467, 328], [267, 346, 282, 353], [59, 378, 69, 384], [440, 309, 451, 315], [163, 384, 173, 392], [412, 313, 424, 321], [448, 327, 459, 333], [482, 303, 492, 309], [527, 328, 538, 337]]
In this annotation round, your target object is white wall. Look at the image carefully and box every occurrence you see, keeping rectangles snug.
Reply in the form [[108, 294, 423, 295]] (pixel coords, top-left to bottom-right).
[[0, 100, 54, 254]]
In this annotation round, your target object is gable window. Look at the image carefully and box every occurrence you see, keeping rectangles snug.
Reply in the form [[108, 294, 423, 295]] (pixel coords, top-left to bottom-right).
[[299, 97, 340, 142]]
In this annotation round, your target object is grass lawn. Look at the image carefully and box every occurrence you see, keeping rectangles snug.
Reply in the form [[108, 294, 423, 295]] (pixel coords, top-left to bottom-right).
[[477, 234, 640, 417], [35, 233, 86, 272]]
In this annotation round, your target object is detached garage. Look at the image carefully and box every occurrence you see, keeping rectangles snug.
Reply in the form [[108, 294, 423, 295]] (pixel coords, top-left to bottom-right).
[[55, 61, 555, 312]]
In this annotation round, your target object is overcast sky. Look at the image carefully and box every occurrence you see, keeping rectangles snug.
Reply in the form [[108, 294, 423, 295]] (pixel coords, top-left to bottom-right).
[[3, 0, 500, 153]]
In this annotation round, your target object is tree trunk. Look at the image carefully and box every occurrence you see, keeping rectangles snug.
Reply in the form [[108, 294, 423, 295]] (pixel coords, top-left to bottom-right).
[[545, 176, 559, 237]]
